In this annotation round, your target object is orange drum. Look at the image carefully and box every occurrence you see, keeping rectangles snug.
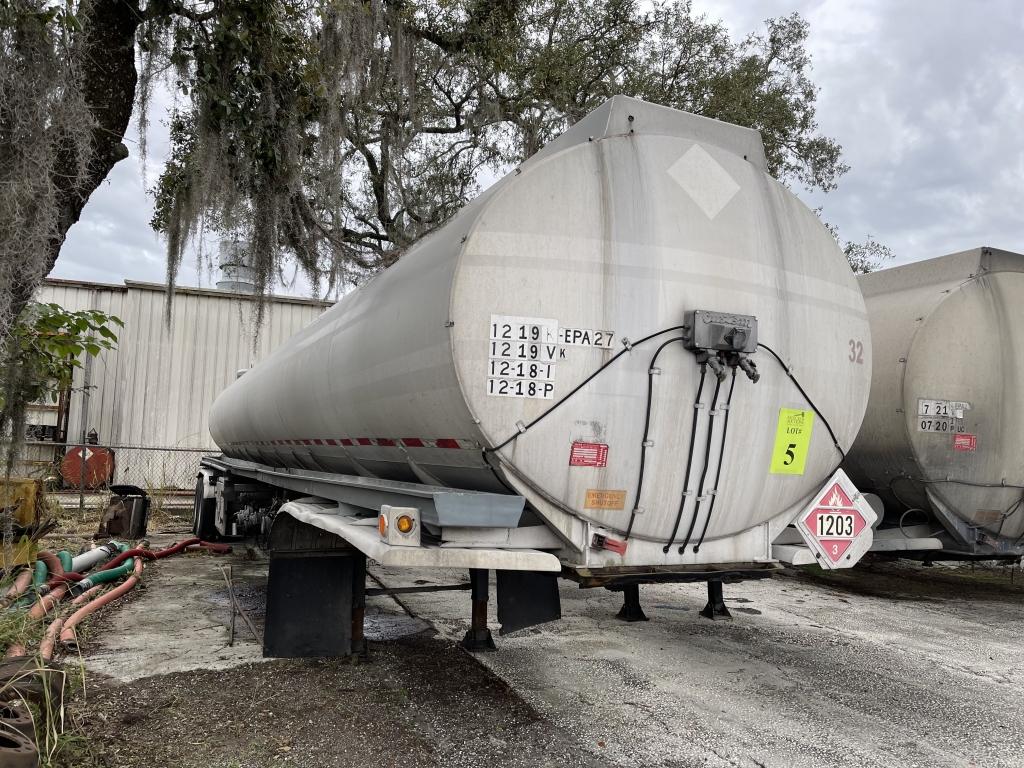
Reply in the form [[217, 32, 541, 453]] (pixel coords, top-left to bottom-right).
[[60, 446, 115, 489]]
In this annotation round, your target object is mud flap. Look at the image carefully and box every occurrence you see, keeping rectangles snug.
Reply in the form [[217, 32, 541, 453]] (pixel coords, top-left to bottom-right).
[[264, 514, 357, 657], [264, 555, 354, 657], [496, 570, 561, 635]]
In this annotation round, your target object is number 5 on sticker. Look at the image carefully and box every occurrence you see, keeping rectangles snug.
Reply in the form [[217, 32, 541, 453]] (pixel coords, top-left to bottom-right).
[[769, 408, 815, 475]]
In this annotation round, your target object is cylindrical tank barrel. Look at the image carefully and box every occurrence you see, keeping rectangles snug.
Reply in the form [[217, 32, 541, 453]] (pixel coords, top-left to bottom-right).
[[210, 96, 871, 568], [843, 247, 1024, 549]]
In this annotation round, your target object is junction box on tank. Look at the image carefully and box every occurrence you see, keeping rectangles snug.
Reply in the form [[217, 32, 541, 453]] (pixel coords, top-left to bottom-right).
[[197, 96, 875, 657]]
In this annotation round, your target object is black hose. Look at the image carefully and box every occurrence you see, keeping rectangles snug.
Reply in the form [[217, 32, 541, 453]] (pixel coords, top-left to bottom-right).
[[887, 476, 920, 510], [920, 478, 1024, 490], [661, 365, 708, 553], [624, 337, 686, 539], [891, 474, 1024, 540], [756, 342, 845, 460], [690, 367, 739, 553], [485, 325, 689, 453], [676, 373, 723, 553]]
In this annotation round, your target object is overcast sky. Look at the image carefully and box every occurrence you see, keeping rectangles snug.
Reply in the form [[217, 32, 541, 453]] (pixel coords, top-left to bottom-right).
[[52, 0, 1024, 294]]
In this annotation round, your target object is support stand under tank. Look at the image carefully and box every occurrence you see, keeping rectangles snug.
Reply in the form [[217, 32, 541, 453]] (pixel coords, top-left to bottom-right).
[[699, 580, 732, 620], [461, 568, 496, 651], [615, 583, 649, 622], [350, 552, 368, 659]]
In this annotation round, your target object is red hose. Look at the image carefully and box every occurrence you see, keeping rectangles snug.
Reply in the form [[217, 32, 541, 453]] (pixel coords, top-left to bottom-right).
[[101, 538, 231, 571], [40, 618, 64, 662], [70, 584, 106, 606], [36, 550, 64, 578], [29, 584, 68, 619], [2, 569, 33, 605], [45, 571, 87, 588], [60, 558, 144, 650], [42, 539, 230, 655]]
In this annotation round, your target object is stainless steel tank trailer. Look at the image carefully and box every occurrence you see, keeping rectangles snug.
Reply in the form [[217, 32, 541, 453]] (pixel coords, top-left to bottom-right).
[[195, 96, 878, 658], [843, 247, 1024, 560]]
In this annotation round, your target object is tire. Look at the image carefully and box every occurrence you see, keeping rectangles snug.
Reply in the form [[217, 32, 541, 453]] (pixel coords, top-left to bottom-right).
[[193, 475, 217, 540]]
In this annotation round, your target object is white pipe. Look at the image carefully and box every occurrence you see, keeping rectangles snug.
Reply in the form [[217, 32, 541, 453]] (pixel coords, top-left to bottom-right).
[[70, 542, 118, 574]]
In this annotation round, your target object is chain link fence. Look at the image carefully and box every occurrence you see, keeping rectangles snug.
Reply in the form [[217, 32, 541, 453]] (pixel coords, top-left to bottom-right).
[[13, 442, 216, 514]]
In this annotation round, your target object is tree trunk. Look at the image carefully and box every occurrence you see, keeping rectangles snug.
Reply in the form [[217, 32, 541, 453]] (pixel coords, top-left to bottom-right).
[[8, 0, 141, 321]]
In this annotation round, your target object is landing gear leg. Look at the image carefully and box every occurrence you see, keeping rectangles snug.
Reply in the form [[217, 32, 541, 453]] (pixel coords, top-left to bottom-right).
[[351, 553, 368, 659], [461, 568, 496, 651], [615, 583, 649, 622], [699, 580, 732, 620]]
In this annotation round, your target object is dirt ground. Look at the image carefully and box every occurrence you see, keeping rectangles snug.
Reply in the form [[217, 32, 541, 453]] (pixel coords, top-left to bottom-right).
[[61, 525, 1024, 768], [63, 530, 606, 768]]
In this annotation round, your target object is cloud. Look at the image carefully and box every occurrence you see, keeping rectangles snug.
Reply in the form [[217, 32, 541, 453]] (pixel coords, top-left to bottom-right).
[[693, 0, 1024, 264], [54, 2, 1024, 290]]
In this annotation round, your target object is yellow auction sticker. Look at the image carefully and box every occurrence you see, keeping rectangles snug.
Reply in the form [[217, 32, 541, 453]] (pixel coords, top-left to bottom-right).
[[770, 408, 815, 475]]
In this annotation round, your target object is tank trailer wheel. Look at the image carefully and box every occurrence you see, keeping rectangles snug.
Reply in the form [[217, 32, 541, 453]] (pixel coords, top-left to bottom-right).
[[192, 475, 217, 540]]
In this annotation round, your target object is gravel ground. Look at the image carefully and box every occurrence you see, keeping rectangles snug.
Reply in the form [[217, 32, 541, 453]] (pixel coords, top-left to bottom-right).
[[376, 559, 1024, 768], [64, 533, 1024, 768]]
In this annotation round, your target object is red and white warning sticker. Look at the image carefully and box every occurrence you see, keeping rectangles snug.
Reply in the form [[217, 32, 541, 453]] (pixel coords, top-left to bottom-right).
[[953, 433, 977, 452], [569, 441, 608, 467]]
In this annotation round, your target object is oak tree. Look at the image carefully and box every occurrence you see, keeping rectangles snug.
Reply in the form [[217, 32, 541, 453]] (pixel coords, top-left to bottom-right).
[[2, 0, 851, 333]]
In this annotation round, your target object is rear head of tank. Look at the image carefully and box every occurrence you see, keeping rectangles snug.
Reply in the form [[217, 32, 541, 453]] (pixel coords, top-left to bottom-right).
[[844, 246, 1024, 547], [448, 96, 872, 554]]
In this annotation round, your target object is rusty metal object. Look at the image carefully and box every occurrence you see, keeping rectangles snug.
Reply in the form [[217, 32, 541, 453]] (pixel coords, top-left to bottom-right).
[[0, 727, 37, 767], [350, 554, 367, 659], [0, 480, 43, 568], [96, 486, 150, 540], [59, 446, 114, 490], [0, 479, 43, 528], [220, 565, 262, 645], [0, 701, 34, 739]]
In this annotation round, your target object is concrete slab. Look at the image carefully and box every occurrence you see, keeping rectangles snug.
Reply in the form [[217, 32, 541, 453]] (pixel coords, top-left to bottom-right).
[[81, 540, 272, 682], [80, 535, 430, 683]]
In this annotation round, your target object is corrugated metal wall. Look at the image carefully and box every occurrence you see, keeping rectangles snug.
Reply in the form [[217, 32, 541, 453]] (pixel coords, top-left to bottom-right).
[[36, 279, 329, 449]]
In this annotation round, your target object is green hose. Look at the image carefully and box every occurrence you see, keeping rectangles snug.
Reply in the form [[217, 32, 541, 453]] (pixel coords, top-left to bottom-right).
[[57, 551, 73, 572], [85, 557, 135, 586], [32, 559, 47, 589]]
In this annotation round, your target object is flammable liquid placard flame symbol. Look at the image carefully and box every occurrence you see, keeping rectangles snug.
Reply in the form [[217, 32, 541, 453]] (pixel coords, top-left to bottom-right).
[[827, 488, 843, 507]]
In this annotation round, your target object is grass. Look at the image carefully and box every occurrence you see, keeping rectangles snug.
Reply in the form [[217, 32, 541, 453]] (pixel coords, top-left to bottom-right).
[[0, 486, 194, 766], [0, 607, 95, 767]]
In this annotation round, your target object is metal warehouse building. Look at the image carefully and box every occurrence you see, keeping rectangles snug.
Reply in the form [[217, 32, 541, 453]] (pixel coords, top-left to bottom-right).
[[19, 278, 329, 489]]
